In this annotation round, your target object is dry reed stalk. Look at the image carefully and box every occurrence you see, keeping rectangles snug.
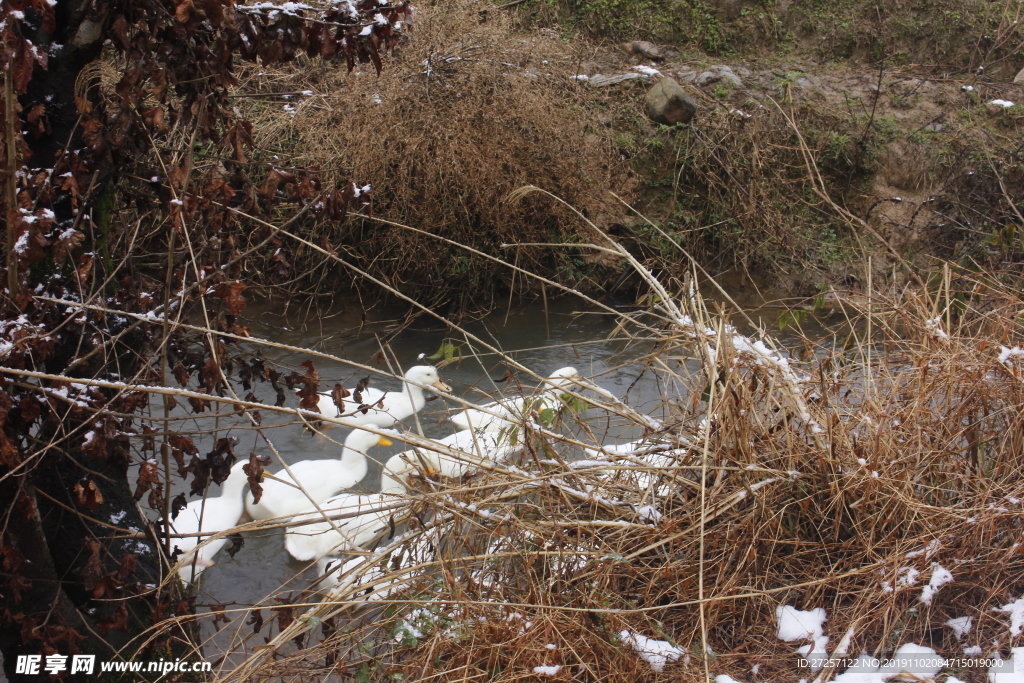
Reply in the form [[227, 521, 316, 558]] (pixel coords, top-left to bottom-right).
[[181, 215, 1024, 683]]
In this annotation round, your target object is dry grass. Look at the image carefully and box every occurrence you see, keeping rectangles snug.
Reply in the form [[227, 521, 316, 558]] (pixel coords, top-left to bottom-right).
[[203, 208, 1024, 683], [232, 0, 635, 305]]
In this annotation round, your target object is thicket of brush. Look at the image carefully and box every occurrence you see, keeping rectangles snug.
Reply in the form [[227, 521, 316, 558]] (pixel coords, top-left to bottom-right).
[[230, 0, 635, 307], [210, 218, 1024, 682]]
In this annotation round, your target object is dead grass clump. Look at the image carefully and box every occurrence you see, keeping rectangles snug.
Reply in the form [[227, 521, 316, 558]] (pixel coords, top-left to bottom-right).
[[234, 1, 635, 303], [224, 246, 1024, 682]]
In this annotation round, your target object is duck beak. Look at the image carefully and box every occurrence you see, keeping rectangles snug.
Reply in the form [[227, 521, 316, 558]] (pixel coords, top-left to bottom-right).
[[432, 380, 452, 392], [378, 437, 393, 446]]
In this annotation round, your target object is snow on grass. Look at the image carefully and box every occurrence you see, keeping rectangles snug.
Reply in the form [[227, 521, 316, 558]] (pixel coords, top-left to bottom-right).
[[989, 99, 1016, 108], [715, 676, 746, 683], [635, 504, 662, 524], [776, 606, 829, 670], [905, 539, 940, 559], [881, 567, 920, 592], [945, 616, 973, 638], [776, 605, 827, 643], [997, 597, 1024, 636], [999, 346, 1024, 364], [919, 563, 953, 605], [532, 665, 561, 676], [924, 317, 949, 341], [619, 630, 685, 673]]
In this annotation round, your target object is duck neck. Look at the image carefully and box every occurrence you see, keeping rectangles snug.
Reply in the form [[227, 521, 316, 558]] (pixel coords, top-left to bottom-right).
[[401, 380, 425, 412], [222, 464, 250, 497], [339, 446, 369, 481], [380, 470, 407, 495]]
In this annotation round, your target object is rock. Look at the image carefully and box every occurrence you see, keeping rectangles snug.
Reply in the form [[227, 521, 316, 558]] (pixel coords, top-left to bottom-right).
[[696, 71, 720, 86], [1015, 66, 1024, 84], [796, 77, 813, 88], [924, 123, 943, 132], [712, 65, 743, 87], [734, 65, 753, 78], [675, 70, 697, 83], [589, 73, 644, 87], [645, 77, 697, 125], [625, 41, 664, 61]]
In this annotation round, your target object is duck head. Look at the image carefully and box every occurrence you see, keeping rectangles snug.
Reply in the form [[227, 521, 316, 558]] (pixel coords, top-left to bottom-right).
[[406, 365, 451, 393]]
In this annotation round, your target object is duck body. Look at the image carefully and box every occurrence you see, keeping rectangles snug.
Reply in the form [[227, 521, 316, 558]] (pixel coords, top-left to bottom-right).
[[172, 461, 249, 583], [583, 438, 691, 492], [316, 365, 451, 427], [286, 428, 519, 575], [244, 429, 391, 521], [451, 367, 580, 432], [383, 428, 522, 484], [285, 492, 401, 562]]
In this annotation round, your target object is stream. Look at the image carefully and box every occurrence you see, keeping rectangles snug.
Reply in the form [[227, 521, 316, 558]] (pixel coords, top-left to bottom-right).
[[139, 288, 830, 668]]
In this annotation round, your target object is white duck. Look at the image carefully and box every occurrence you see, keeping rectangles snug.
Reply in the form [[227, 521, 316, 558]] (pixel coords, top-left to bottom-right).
[[316, 365, 451, 427], [451, 367, 580, 432], [285, 487, 407, 565], [244, 429, 392, 521], [171, 461, 249, 583], [383, 428, 522, 482], [285, 429, 520, 569], [581, 436, 695, 502]]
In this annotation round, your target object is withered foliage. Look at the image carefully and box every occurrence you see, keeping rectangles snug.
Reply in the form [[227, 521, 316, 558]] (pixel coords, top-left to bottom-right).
[[0, 0, 407, 665]]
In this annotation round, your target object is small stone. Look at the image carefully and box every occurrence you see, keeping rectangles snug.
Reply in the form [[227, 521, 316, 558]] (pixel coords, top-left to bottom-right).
[[625, 41, 664, 61], [924, 123, 943, 132], [1015, 66, 1024, 84], [645, 77, 697, 125], [712, 65, 743, 88], [796, 77, 812, 88], [696, 71, 720, 86], [676, 70, 697, 83]]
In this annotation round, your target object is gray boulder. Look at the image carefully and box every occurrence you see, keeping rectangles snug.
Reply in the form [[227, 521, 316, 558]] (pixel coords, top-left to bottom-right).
[[696, 70, 720, 86], [645, 78, 697, 125], [625, 40, 664, 61]]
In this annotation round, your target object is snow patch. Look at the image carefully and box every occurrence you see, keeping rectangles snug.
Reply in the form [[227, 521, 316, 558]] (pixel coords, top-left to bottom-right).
[[919, 563, 953, 605], [619, 630, 685, 673], [945, 616, 972, 638], [997, 597, 1024, 636]]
